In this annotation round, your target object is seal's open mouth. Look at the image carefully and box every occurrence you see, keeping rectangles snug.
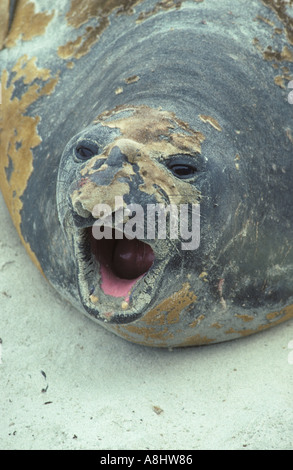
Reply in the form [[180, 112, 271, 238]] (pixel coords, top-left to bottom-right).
[[72, 222, 167, 323], [89, 231, 155, 298]]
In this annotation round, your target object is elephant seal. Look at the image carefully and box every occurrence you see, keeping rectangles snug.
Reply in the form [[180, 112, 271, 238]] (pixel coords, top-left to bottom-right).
[[0, 0, 292, 347]]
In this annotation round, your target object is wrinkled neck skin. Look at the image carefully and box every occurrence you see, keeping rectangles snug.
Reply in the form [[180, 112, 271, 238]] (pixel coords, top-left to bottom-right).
[[54, 1, 293, 347]]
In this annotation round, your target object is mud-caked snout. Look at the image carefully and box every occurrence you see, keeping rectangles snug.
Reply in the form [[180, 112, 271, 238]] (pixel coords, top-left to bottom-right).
[[71, 139, 200, 256], [71, 138, 189, 212]]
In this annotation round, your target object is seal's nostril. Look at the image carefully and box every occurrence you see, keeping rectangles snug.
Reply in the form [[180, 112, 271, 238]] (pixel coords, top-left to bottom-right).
[[107, 145, 127, 166]]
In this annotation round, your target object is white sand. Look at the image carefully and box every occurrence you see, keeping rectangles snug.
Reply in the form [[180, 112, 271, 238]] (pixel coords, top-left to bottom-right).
[[0, 192, 293, 450]]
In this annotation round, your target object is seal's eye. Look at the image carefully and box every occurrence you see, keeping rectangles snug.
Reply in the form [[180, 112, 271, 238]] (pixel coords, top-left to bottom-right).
[[167, 158, 198, 179], [75, 143, 99, 160], [169, 164, 196, 178]]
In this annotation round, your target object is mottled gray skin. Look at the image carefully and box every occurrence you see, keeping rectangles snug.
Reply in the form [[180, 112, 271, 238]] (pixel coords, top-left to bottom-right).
[[0, 0, 292, 347]]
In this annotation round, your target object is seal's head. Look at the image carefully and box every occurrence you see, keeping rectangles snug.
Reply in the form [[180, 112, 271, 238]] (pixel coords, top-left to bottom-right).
[[57, 105, 205, 324], [57, 99, 293, 347]]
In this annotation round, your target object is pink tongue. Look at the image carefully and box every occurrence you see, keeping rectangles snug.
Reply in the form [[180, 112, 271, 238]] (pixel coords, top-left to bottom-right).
[[112, 238, 155, 280]]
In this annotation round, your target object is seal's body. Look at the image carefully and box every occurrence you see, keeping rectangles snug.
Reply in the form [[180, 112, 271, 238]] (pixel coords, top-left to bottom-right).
[[0, 0, 292, 347]]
